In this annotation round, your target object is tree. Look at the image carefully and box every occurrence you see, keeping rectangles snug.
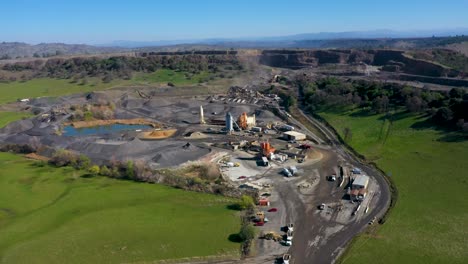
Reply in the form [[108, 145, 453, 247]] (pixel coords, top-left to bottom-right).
[[88, 165, 100, 175], [406, 96, 423, 112], [238, 195, 255, 210], [433, 107, 453, 123], [372, 96, 389, 113], [239, 224, 256, 242], [76, 154, 91, 169], [449, 88, 464, 98]]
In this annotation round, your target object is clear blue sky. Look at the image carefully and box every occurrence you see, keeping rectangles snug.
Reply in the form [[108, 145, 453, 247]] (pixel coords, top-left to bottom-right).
[[2, 0, 468, 44]]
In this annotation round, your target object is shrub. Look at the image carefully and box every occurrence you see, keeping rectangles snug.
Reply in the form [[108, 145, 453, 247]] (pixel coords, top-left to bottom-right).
[[126, 160, 134, 179], [88, 165, 100, 175], [50, 149, 77, 167], [76, 154, 91, 170], [100, 165, 111, 176]]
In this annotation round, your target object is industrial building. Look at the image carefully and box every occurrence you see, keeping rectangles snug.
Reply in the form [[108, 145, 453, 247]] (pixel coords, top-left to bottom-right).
[[352, 175, 369, 190], [283, 131, 307, 141], [350, 175, 370, 201]]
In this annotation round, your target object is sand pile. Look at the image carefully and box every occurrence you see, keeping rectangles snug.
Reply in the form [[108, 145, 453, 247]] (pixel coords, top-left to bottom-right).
[[139, 129, 177, 139], [67, 118, 159, 129], [184, 131, 208, 139]]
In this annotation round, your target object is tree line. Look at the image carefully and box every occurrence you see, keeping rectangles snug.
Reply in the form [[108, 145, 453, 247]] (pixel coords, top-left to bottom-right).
[[0, 53, 242, 82], [297, 76, 468, 132]]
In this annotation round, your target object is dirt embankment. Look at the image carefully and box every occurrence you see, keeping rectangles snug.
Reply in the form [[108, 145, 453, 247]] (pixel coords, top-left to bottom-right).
[[66, 118, 162, 128]]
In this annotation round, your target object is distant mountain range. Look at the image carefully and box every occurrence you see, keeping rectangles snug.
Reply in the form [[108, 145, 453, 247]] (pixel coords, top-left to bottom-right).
[[0, 42, 126, 59], [1, 28, 468, 59], [104, 28, 468, 48]]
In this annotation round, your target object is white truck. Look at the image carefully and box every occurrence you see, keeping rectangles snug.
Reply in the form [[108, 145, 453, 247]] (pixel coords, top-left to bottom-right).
[[289, 166, 298, 175]]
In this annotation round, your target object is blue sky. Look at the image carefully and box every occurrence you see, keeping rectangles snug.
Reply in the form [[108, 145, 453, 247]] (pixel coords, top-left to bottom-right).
[[2, 0, 468, 44]]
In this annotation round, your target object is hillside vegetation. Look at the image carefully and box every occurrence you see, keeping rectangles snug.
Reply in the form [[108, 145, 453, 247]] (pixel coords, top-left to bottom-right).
[[0, 68, 228, 104]]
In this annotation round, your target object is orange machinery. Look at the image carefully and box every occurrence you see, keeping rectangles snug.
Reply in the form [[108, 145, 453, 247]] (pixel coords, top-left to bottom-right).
[[238, 112, 248, 130]]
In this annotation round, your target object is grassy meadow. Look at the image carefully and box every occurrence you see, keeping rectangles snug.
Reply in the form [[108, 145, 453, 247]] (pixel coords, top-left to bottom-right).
[[319, 109, 468, 264], [0, 152, 240, 264], [133, 69, 213, 85], [0, 111, 32, 127], [0, 69, 219, 104]]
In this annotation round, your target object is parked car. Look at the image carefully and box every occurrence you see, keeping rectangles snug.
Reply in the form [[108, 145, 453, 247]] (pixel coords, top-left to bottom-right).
[[351, 168, 362, 174], [268, 208, 278, 212], [237, 176, 247, 179], [300, 144, 312, 149], [282, 168, 292, 177], [283, 254, 291, 263], [254, 221, 264, 226], [287, 223, 294, 232], [328, 175, 336, 181], [319, 203, 326, 210]]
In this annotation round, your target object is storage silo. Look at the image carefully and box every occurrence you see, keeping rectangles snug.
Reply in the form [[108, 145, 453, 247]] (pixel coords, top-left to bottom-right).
[[226, 112, 233, 132]]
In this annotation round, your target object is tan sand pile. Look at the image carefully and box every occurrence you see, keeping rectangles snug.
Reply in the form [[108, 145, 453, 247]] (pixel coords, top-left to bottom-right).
[[139, 129, 177, 139], [67, 118, 161, 128]]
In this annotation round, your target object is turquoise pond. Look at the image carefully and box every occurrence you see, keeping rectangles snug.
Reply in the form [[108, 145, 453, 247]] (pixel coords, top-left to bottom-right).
[[63, 124, 152, 136]]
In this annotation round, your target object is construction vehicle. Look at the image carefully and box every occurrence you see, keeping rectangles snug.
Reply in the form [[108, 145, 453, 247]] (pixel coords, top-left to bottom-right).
[[264, 231, 282, 241]]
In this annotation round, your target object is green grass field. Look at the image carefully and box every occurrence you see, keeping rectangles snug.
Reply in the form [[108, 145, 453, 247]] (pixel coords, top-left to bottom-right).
[[134, 69, 213, 85], [0, 112, 32, 127], [0, 153, 240, 264], [319, 110, 468, 264], [0, 69, 218, 104], [0, 78, 133, 105]]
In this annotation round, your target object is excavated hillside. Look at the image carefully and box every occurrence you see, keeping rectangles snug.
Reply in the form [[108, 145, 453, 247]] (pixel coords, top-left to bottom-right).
[[259, 49, 465, 78]]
